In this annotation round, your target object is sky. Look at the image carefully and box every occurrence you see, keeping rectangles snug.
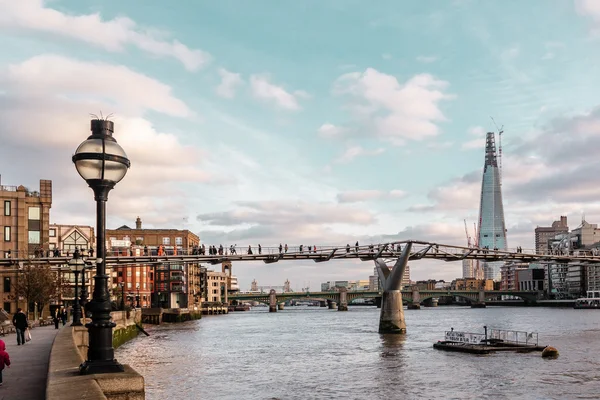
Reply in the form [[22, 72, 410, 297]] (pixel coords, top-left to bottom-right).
[[2, 0, 600, 291]]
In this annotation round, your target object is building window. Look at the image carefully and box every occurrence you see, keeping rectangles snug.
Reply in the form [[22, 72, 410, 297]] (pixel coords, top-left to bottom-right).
[[28, 231, 41, 244], [127, 270, 132, 277], [28, 207, 40, 220], [4, 227, 10, 242], [136, 271, 140, 277], [2, 302, 10, 312], [136, 237, 144, 244], [175, 237, 183, 245], [162, 237, 171, 245], [3, 201, 10, 216], [49, 228, 56, 237], [127, 282, 132, 289], [3, 277, 10, 293], [62, 231, 88, 252], [143, 282, 147, 289]]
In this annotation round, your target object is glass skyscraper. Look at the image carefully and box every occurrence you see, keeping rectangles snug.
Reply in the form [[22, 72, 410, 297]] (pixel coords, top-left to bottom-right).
[[477, 132, 507, 281]]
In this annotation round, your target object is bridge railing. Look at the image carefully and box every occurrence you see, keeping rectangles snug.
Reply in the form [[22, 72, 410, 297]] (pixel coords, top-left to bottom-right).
[[489, 328, 538, 346]]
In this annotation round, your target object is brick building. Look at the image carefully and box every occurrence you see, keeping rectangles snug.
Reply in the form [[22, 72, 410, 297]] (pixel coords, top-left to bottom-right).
[[0, 178, 52, 314], [106, 217, 201, 309]]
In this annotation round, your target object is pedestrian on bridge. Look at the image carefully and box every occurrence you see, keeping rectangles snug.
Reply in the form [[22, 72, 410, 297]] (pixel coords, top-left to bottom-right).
[[355, 241, 359, 252], [284, 244, 288, 253], [279, 244, 283, 254], [299, 244, 303, 253], [258, 244, 262, 254], [248, 245, 253, 255], [346, 244, 350, 253]]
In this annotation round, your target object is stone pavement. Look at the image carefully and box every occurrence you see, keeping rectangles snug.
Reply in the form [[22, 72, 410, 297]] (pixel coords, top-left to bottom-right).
[[0, 324, 61, 400]]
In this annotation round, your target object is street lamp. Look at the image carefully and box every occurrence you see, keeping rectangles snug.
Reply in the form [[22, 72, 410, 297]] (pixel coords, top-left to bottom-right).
[[68, 248, 85, 326], [136, 284, 140, 308], [119, 282, 125, 311], [73, 118, 130, 374]]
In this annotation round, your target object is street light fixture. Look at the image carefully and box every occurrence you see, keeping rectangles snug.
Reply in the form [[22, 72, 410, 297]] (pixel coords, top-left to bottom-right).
[[68, 248, 85, 326], [73, 118, 130, 374]]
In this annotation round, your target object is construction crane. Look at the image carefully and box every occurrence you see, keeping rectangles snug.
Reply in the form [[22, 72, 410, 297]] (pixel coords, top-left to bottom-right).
[[490, 116, 504, 183]]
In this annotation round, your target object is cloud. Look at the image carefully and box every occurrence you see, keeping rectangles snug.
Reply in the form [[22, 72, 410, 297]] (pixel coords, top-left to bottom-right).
[[461, 126, 486, 149], [318, 123, 345, 137], [0, 0, 210, 71], [331, 68, 453, 145], [334, 146, 385, 164], [249, 75, 306, 110], [337, 190, 406, 203], [382, 53, 392, 60], [0, 54, 211, 228], [416, 55, 438, 63], [215, 68, 243, 98], [575, 0, 600, 22], [3, 54, 191, 117]]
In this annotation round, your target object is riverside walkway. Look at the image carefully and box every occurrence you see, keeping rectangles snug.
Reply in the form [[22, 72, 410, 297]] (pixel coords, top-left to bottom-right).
[[1, 324, 61, 400]]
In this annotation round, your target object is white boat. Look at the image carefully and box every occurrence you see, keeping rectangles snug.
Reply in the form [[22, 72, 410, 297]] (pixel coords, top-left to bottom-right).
[[574, 291, 600, 309]]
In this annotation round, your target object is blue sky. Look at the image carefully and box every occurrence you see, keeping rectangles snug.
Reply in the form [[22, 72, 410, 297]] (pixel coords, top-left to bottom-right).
[[2, 0, 600, 290]]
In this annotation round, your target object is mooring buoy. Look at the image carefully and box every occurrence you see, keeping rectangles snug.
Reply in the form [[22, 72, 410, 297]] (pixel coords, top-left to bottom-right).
[[541, 346, 559, 359]]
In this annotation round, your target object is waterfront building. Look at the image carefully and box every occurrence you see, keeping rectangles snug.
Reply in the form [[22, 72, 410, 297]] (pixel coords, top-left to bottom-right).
[[250, 279, 258, 291], [516, 268, 545, 291], [500, 262, 528, 290], [477, 132, 507, 281], [348, 280, 370, 291], [451, 278, 493, 291], [106, 217, 200, 309], [48, 223, 95, 310], [534, 216, 568, 254], [0, 178, 52, 314], [283, 279, 291, 293], [368, 275, 378, 291], [205, 270, 228, 303]]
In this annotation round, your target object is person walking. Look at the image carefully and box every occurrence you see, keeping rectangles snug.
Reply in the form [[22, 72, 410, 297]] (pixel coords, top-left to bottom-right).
[[0, 339, 11, 386], [60, 308, 67, 326], [52, 310, 60, 329], [12, 308, 28, 346]]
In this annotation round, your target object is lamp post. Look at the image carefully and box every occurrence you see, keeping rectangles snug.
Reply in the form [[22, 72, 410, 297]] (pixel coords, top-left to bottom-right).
[[73, 118, 130, 374], [136, 284, 140, 308], [119, 282, 125, 311], [79, 259, 91, 320], [68, 248, 85, 326]]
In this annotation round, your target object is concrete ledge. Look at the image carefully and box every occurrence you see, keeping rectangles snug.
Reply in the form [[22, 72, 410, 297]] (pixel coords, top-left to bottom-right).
[[47, 326, 146, 400], [46, 327, 107, 400]]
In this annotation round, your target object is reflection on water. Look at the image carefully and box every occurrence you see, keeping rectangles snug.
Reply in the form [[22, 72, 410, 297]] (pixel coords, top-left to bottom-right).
[[116, 306, 600, 400]]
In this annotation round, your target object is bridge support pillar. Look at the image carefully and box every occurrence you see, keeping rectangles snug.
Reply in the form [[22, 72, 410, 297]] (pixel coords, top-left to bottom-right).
[[277, 303, 284, 311], [338, 287, 348, 311], [376, 243, 412, 334], [328, 301, 337, 309], [407, 302, 421, 310], [269, 289, 277, 313], [471, 290, 486, 308], [379, 290, 406, 333], [319, 301, 327, 307]]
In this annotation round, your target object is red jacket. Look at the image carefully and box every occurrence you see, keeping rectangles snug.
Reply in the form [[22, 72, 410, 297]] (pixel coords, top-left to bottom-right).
[[0, 340, 10, 370]]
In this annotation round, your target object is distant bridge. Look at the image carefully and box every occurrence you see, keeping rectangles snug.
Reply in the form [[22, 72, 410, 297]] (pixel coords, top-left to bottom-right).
[[2, 240, 599, 268], [229, 289, 539, 305]]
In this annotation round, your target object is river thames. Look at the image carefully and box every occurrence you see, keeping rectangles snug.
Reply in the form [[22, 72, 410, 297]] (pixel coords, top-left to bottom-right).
[[116, 306, 600, 400]]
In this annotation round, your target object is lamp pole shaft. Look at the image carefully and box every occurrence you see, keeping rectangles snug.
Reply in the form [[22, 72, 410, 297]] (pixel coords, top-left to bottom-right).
[[80, 188, 124, 374], [79, 268, 87, 319], [121, 285, 125, 311], [71, 271, 82, 326]]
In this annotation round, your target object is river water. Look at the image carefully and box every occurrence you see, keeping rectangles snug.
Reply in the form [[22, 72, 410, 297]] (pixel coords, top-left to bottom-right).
[[116, 306, 600, 400]]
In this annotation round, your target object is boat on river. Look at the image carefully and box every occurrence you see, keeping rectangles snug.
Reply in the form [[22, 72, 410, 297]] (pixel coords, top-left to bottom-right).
[[574, 291, 600, 309], [433, 326, 547, 354]]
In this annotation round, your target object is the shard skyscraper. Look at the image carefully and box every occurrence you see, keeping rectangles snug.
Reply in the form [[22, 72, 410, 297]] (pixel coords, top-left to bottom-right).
[[477, 131, 507, 281]]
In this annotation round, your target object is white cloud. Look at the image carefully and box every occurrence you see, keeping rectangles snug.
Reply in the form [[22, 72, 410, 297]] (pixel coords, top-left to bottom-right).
[[332, 68, 453, 145], [461, 138, 485, 150], [3, 54, 191, 117], [337, 190, 406, 203], [215, 68, 243, 99], [382, 53, 392, 60], [416, 55, 438, 63], [575, 0, 600, 22], [0, 0, 210, 71], [318, 123, 345, 137], [334, 146, 385, 164], [0, 54, 211, 227], [249, 75, 305, 110], [468, 126, 485, 136]]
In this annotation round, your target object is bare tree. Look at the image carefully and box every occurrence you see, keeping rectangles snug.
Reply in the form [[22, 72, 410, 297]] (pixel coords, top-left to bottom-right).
[[11, 263, 66, 317]]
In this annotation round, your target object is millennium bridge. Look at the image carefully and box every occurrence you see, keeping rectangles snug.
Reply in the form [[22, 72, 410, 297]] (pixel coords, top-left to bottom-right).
[[2, 240, 597, 334]]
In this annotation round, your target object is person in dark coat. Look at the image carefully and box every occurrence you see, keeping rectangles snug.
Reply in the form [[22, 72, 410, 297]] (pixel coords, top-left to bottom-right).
[[60, 308, 67, 326], [53, 310, 60, 329], [12, 308, 28, 345]]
